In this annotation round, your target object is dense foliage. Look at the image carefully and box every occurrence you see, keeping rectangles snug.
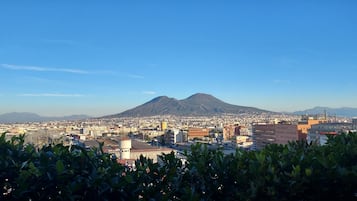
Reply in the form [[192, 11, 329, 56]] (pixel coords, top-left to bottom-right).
[[1, 132, 356, 201]]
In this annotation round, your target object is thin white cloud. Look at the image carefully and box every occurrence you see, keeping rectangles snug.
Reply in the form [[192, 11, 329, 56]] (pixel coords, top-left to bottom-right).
[[142, 91, 157, 95], [1, 64, 89, 74], [127, 74, 144, 79], [18, 93, 84, 97], [2, 63, 133, 77]]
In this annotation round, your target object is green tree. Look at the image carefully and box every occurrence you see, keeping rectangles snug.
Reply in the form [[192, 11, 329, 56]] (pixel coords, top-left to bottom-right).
[[0, 132, 356, 200]]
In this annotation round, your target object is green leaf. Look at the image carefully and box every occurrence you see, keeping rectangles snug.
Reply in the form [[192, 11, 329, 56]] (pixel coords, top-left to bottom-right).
[[292, 165, 301, 177], [56, 160, 65, 174], [124, 175, 133, 183], [305, 168, 312, 176]]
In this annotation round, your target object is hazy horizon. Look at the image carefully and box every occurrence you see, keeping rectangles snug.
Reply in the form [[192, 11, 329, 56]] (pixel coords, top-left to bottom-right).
[[1, 93, 357, 117], [1, 1, 356, 116]]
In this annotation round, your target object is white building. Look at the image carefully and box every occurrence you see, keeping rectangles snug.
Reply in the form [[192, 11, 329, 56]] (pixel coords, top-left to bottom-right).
[[165, 129, 185, 145], [307, 122, 352, 145]]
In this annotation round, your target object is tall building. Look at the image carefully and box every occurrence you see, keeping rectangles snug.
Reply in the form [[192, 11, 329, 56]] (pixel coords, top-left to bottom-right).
[[253, 122, 298, 150], [275, 123, 298, 144], [252, 123, 275, 150]]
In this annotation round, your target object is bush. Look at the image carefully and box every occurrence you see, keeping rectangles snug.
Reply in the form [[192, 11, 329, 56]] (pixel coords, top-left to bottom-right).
[[0, 132, 356, 200]]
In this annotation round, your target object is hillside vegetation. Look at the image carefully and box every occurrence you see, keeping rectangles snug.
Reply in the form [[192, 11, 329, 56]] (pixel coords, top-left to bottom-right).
[[1, 132, 356, 200]]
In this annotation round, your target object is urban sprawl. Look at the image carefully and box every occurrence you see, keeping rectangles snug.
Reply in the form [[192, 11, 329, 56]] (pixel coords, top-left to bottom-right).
[[1, 113, 356, 166]]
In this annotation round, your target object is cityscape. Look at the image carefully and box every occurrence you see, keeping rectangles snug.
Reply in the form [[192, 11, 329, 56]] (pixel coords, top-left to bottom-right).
[[1, 93, 356, 166], [1, 1, 357, 200]]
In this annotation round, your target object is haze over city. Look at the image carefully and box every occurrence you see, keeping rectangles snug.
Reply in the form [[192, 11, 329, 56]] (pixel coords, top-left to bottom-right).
[[1, 1, 356, 116]]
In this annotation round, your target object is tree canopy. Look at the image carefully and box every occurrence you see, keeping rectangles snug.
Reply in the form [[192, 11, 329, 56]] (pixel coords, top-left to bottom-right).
[[1, 132, 356, 200]]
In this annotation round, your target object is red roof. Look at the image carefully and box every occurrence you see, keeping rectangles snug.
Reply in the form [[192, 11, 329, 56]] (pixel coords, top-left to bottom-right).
[[319, 131, 337, 135]]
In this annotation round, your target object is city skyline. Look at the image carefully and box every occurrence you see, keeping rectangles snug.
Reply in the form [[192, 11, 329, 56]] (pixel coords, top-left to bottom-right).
[[1, 1, 357, 116]]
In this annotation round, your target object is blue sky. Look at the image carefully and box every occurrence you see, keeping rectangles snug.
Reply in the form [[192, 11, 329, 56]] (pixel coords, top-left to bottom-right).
[[1, 1, 356, 116]]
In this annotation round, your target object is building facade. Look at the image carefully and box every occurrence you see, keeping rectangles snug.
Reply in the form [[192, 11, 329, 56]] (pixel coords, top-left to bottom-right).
[[164, 129, 185, 145], [307, 122, 353, 145], [275, 123, 298, 144], [252, 122, 298, 150], [297, 116, 327, 141], [188, 128, 209, 140], [252, 123, 275, 150]]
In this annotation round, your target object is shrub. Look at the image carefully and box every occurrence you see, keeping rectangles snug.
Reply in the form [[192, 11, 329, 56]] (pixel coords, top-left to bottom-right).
[[0, 132, 356, 200]]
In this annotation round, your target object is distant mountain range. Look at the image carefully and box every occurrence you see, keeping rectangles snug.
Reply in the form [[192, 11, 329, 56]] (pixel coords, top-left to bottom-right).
[[293, 107, 357, 118], [0, 112, 91, 123], [105, 93, 272, 118], [3, 98, 356, 123]]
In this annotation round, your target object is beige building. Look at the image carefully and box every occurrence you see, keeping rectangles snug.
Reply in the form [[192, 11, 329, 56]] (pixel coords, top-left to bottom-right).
[[188, 128, 209, 140], [223, 125, 239, 140], [223, 125, 250, 140], [297, 116, 327, 141]]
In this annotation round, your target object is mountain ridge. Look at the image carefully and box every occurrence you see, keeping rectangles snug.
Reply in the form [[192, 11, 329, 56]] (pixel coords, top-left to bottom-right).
[[105, 93, 273, 118], [293, 106, 357, 118], [0, 112, 91, 123]]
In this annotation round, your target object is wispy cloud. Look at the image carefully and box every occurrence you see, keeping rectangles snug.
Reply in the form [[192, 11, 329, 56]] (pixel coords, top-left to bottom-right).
[[127, 74, 144, 79], [142, 91, 156, 95], [2, 64, 147, 79], [18, 93, 84, 97], [1, 64, 89, 74]]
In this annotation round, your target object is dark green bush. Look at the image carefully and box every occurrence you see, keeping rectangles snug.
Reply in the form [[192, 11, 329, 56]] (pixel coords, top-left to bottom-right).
[[1, 132, 356, 200]]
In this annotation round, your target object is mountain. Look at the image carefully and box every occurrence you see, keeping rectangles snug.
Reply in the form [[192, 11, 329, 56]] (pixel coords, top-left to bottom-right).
[[106, 93, 272, 117], [0, 112, 91, 123], [294, 107, 357, 118]]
